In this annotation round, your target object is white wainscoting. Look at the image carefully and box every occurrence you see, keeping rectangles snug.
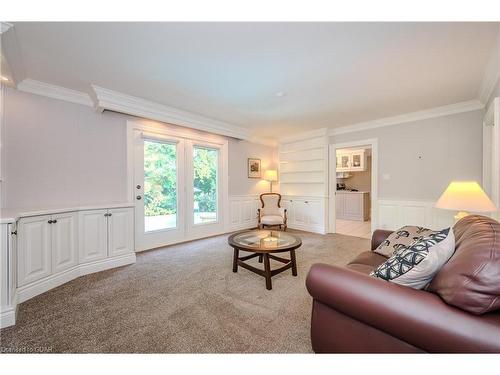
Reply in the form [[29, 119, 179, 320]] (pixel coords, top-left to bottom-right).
[[228, 195, 261, 231], [228, 194, 328, 234], [378, 199, 456, 231]]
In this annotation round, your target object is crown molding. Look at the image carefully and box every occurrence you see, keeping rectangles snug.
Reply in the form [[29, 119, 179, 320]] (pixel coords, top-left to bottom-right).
[[17, 79, 93, 107], [329, 100, 485, 136], [0, 22, 13, 34], [479, 26, 500, 104], [92, 85, 250, 140], [246, 136, 277, 147], [278, 127, 328, 144]]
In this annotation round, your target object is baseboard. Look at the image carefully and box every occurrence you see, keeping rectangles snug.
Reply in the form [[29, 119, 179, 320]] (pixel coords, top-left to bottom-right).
[[17, 253, 137, 305], [0, 291, 18, 329], [288, 223, 326, 234], [0, 307, 17, 328]]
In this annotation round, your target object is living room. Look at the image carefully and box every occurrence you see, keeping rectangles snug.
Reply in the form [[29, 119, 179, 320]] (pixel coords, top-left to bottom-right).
[[1, 1, 500, 373]]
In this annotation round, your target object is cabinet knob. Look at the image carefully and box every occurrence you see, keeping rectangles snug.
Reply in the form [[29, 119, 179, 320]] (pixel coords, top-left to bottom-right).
[[48, 220, 53, 224], [305, 201, 308, 204], [108, 213, 112, 217], [136, 185, 141, 189], [53, 219, 57, 224], [11, 230, 17, 235], [136, 195, 142, 200]]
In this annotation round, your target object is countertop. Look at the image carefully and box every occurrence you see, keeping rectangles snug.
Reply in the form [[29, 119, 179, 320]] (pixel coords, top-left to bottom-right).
[[0, 202, 134, 224], [336, 190, 370, 194]]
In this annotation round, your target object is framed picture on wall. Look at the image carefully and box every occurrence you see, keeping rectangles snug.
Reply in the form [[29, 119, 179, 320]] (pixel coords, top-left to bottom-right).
[[248, 158, 261, 178]]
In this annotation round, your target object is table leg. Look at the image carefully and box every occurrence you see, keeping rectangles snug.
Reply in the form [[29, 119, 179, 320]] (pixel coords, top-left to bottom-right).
[[263, 253, 272, 290], [233, 248, 239, 272], [290, 249, 297, 276]]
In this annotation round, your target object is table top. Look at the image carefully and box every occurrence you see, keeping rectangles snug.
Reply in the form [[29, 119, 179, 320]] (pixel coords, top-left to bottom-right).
[[228, 230, 302, 253]]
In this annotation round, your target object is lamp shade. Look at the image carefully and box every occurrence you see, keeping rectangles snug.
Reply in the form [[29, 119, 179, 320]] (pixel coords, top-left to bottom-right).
[[264, 169, 278, 182], [435, 181, 497, 212]]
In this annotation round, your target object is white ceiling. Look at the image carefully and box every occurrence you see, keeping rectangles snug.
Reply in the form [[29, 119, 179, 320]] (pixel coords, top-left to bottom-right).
[[3, 22, 499, 138]]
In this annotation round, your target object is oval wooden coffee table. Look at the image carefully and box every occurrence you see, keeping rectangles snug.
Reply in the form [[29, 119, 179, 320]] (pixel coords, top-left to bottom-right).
[[228, 230, 302, 290]]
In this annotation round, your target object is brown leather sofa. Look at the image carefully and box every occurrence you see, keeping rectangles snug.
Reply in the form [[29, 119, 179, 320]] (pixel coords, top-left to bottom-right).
[[306, 215, 500, 353]]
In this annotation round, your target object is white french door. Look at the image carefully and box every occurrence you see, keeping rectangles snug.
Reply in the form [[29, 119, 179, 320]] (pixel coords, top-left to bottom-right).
[[133, 130, 225, 251]]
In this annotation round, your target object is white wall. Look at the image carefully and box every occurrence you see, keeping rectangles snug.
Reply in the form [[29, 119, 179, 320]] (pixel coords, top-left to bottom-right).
[[330, 109, 484, 201], [227, 139, 277, 196], [1, 88, 277, 210]]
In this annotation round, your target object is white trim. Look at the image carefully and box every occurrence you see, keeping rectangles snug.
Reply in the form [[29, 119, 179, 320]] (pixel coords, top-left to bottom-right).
[[93, 85, 250, 140], [278, 127, 328, 144], [0, 22, 13, 34], [0, 305, 17, 328], [329, 138, 378, 235], [247, 136, 277, 147], [329, 100, 485, 136], [16, 253, 136, 304], [378, 199, 455, 231], [17, 79, 93, 107], [479, 26, 500, 104]]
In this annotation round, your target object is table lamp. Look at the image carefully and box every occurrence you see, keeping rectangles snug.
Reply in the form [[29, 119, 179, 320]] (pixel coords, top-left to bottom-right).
[[264, 169, 278, 192], [435, 181, 497, 223]]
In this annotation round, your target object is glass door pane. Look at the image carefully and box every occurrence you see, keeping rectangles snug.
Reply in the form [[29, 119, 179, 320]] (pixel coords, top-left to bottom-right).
[[143, 140, 177, 232], [193, 146, 218, 225]]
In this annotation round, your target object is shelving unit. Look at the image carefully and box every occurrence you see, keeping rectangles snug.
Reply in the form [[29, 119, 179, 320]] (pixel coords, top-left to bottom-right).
[[277, 129, 329, 233]]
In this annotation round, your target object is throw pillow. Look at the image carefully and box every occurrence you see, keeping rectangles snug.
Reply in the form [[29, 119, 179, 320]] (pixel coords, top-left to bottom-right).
[[374, 225, 435, 257], [370, 227, 455, 289]]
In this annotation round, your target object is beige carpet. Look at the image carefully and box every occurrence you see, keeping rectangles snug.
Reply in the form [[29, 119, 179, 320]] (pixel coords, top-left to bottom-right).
[[0, 230, 368, 353]]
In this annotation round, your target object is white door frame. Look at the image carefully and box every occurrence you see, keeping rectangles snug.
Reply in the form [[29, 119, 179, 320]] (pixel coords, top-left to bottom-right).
[[483, 97, 500, 221], [328, 138, 378, 234], [127, 120, 229, 251]]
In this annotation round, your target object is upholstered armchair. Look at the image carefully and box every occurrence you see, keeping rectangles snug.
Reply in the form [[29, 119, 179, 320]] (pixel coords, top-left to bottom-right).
[[257, 193, 287, 231]]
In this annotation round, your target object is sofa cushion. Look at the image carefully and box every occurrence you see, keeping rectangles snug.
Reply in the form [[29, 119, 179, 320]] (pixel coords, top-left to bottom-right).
[[347, 251, 387, 275], [374, 225, 436, 257], [370, 228, 455, 289], [429, 215, 500, 315]]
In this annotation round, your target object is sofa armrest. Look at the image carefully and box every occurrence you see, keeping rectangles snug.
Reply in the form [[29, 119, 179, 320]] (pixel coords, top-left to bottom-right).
[[371, 229, 393, 250], [306, 263, 500, 353]]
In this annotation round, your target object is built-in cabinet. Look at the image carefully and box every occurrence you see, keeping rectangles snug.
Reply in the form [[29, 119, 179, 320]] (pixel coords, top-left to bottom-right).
[[336, 149, 367, 172], [336, 191, 370, 221], [1, 204, 135, 328], [18, 212, 78, 287], [282, 196, 326, 233]]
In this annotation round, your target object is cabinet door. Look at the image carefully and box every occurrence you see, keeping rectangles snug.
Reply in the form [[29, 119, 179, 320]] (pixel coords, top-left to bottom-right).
[[52, 212, 78, 273], [108, 208, 134, 257], [294, 200, 308, 225], [344, 194, 363, 221], [308, 200, 324, 227], [340, 155, 350, 170], [79, 210, 108, 263], [17, 215, 52, 287]]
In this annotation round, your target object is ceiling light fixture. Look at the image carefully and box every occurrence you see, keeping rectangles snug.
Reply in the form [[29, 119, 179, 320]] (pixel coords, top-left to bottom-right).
[[275, 91, 286, 97], [0, 76, 9, 82]]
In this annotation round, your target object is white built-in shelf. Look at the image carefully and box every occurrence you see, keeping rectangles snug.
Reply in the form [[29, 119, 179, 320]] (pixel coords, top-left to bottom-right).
[[280, 181, 324, 185], [279, 158, 324, 163], [280, 170, 324, 174]]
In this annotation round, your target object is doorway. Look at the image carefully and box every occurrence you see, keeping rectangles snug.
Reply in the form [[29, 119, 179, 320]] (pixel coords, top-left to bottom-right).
[[129, 122, 228, 251], [329, 138, 378, 238]]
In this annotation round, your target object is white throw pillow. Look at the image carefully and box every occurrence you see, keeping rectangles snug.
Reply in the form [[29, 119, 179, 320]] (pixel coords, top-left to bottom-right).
[[370, 227, 455, 289], [374, 225, 436, 257]]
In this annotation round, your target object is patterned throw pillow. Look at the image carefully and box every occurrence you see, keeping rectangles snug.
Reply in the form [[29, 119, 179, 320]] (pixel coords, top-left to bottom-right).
[[374, 225, 436, 257], [370, 227, 455, 289]]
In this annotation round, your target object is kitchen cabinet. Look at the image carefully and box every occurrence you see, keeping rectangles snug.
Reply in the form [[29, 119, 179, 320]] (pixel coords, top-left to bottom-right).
[[336, 150, 366, 172], [336, 191, 370, 221]]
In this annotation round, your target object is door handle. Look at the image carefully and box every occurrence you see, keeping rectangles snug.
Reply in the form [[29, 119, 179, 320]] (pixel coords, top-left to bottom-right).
[[136, 195, 142, 200]]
